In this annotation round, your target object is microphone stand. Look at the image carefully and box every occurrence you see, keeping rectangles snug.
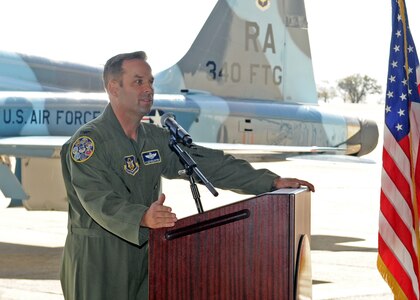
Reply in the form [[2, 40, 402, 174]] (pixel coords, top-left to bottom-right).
[[168, 135, 218, 214]]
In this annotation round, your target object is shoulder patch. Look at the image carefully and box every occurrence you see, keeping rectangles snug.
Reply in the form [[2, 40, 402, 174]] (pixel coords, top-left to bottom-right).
[[71, 136, 95, 163]]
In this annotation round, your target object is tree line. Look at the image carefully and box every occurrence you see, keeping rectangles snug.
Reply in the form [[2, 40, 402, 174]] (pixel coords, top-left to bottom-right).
[[317, 74, 382, 103]]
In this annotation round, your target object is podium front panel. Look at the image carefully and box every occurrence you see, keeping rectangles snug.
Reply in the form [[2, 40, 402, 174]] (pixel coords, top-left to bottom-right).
[[149, 189, 310, 300]]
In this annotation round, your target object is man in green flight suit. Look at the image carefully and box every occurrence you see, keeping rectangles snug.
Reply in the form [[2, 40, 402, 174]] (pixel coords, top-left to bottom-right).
[[60, 51, 315, 299]]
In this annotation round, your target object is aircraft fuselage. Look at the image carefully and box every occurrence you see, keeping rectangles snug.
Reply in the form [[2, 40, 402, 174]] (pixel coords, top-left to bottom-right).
[[0, 91, 367, 156]]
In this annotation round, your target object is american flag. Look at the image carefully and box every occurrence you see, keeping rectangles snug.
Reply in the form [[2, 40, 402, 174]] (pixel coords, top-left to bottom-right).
[[378, 0, 420, 299]]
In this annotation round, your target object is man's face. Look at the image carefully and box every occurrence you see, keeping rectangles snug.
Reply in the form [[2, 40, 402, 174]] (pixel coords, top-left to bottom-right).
[[116, 59, 154, 118]]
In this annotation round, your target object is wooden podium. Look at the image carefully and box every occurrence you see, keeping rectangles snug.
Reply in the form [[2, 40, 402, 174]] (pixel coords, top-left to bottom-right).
[[149, 188, 311, 300]]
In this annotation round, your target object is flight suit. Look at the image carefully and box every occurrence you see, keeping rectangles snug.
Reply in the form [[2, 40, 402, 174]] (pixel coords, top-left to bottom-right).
[[60, 104, 279, 300]]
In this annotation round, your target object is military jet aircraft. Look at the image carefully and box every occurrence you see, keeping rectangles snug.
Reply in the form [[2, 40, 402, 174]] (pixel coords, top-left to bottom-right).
[[0, 0, 379, 210]]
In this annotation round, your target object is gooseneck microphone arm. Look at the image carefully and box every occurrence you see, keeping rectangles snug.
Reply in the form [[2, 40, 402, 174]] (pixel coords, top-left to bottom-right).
[[162, 114, 218, 214]]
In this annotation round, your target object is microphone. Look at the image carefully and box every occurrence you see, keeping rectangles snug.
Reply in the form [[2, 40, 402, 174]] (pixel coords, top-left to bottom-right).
[[161, 113, 193, 146]]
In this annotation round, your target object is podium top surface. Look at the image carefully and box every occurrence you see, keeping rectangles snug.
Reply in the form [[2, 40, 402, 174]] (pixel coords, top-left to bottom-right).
[[270, 187, 309, 195]]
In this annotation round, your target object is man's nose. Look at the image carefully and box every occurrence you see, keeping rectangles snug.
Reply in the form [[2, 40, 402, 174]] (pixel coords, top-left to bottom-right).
[[144, 82, 154, 93]]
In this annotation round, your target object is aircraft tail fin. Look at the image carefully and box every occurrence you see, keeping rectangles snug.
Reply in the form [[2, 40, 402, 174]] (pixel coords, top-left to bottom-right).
[[155, 0, 317, 104]]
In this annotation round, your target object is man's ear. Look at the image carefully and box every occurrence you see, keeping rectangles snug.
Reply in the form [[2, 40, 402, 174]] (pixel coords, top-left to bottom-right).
[[108, 79, 120, 98]]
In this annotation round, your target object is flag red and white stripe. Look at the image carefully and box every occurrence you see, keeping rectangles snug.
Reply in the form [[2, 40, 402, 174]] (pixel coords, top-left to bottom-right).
[[378, 0, 420, 299]]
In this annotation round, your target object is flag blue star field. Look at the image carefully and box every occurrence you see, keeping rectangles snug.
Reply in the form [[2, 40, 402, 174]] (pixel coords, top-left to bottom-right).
[[378, 0, 420, 299]]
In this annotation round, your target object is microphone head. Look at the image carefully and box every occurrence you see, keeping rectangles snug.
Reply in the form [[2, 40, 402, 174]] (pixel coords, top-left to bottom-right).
[[160, 112, 193, 146], [160, 112, 175, 127]]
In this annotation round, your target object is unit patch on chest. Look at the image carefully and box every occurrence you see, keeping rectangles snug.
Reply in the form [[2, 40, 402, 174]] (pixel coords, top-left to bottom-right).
[[123, 155, 140, 176], [141, 150, 161, 165]]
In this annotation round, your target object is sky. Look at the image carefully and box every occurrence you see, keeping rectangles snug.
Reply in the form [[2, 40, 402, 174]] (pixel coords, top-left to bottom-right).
[[1, 0, 419, 91], [306, 0, 420, 88]]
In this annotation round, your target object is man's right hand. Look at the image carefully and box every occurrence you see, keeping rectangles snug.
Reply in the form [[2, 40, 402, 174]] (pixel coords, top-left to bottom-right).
[[140, 193, 177, 229]]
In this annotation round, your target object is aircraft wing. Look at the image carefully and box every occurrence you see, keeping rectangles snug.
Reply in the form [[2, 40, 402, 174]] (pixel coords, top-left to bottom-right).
[[0, 136, 344, 160], [0, 136, 69, 158], [196, 142, 346, 161]]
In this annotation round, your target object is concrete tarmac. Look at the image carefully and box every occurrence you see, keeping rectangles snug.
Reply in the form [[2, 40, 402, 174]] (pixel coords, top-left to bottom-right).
[[0, 103, 394, 299]]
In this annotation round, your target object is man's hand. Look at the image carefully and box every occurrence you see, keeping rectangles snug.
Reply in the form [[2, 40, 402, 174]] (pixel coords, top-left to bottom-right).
[[273, 177, 315, 192], [140, 193, 177, 228]]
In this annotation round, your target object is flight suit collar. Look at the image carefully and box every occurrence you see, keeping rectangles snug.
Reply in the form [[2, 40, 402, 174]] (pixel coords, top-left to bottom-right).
[[103, 104, 125, 136], [103, 104, 147, 150]]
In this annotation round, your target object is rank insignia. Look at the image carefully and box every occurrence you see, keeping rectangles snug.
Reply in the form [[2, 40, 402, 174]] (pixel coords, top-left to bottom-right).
[[71, 136, 95, 163], [124, 155, 140, 176], [141, 150, 161, 165]]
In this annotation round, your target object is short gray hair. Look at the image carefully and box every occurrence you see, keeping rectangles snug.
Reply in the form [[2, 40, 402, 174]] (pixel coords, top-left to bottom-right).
[[102, 51, 148, 90]]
